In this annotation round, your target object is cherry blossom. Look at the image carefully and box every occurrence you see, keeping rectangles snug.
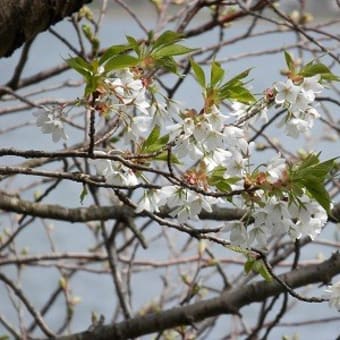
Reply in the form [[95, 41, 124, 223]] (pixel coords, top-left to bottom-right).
[[274, 79, 300, 105], [33, 106, 68, 143], [225, 221, 249, 248]]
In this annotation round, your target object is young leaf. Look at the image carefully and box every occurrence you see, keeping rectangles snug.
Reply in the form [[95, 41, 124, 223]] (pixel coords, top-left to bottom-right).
[[223, 68, 252, 88], [300, 178, 331, 212], [104, 55, 139, 72], [66, 57, 93, 79], [126, 35, 140, 55], [219, 85, 256, 104], [155, 57, 178, 74], [299, 62, 340, 81], [99, 44, 131, 65], [244, 259, 255, 274], [253, 260, 272, 282], [284, 50, 295, 72], [154, 152, 181, 164], [152, 44, 195, 58], [190, 59, 206, 88], [153, 30, 183, 49], [141, 125, 161, 151], [210, 61, 225, 87], [80, 185, 88, 204]]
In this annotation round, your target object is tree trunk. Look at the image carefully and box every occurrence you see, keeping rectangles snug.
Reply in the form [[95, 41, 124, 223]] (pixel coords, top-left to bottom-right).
[[0, 0, 92, 58]]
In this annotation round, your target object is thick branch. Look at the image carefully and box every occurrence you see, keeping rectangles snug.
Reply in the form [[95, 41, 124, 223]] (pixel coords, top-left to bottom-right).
[[0, 191, 339, 223], [0, 0, 92, 58], [56, 252, 340, 340], [0, 191, 130, 222]]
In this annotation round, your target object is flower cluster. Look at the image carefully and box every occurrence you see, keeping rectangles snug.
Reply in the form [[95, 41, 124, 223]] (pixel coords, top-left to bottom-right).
[[274, 75, 323, 137], [36, 48, 334, 256], [95, 69, 149, 116], [93, 151, 138, 187], [226, 192, 328, 249], [33, 105, 68, 143], [168, 105, 251, 183]]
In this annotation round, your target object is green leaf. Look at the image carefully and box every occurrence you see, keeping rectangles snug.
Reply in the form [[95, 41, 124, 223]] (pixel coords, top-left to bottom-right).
[[142, 125, 160, 150], [126, 35, 140, 55], [141, 126, 171, 153], [218, 69, 255, 104], [219, 85, 256, 104], [215, 181, 232, 192], [152, 44, 195, 58], [253, 260, 272, 282], [289, 154, 336, 213], [84, 76, 100, 96], [153, 30, 183, 49], [104, 55, 139, 72], [156, 57, 178, 74], [223, 68, 252, 88], [80, 185, 88, 204], [292, 155, 335, 180], [66, 57, 92, 79], [99, 44, 131, 65], [301, 179, 331, 212], [208, 167, 240, 193], [300, 62, 340, 81], [284, 50, 295, 72], [244, 259, 255, 274], [209, 165, 226, 179], [210, 61, 225, 87], [154, 152, 181, 164], [190, 59, 206, 88]]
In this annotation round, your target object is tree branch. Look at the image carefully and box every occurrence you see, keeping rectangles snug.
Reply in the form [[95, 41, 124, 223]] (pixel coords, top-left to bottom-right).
[[55, 252, 340, 340], [0, 191, 339, 223]]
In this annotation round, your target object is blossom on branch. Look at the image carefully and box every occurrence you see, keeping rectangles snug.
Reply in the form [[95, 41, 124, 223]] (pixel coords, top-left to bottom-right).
[[33, 105, 68, 143]]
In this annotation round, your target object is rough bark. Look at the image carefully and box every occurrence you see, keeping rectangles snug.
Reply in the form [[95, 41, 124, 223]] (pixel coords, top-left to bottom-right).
[[55, 252, 340, 340], [0, 190, 339, 223], [0, 0, 92, 58]]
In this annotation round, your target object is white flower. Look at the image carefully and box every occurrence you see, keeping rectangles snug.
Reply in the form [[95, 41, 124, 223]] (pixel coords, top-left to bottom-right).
[[173, 136, 204, 160], [106, 162, 138, 187], [206, 105, 229, 130], [33, 106, 67, 142], [135, 190, 160, 213], [248, 226, 267, 248], [285, 117, 309, 138], [254, 197, 294, 236], [288, 195, 327, 240], [290, 90, 313, 113], [224, 221, 249, 248], [274, 79, 300, 105], [105, 69, 149, 114], [231, 102, 248, 120], [93, 158, 113, 177], [204, 148, 232, 172], [223, 126, 249, 154], [157, 186, 214, 222], [193, 121, 212, 142], [93, 154, 138, 187], [266, 156, 286, 182], [127, 115, 153, 141], [323, 281, 340, 311], [301, 75, 323, 100], [150, 99, 181, 127], [223, 150, 247, 178]]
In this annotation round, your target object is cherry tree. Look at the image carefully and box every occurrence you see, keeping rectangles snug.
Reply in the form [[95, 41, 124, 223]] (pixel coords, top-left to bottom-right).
[[0, 1, 339, 339]]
